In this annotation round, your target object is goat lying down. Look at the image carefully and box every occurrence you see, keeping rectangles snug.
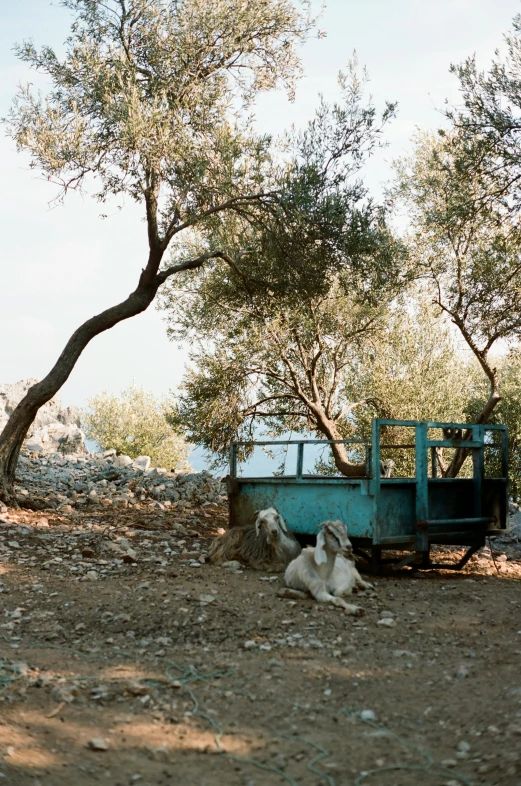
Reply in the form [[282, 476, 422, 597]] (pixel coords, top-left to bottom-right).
[[209, 507, 301, 571], [284, 520, 372, 614]]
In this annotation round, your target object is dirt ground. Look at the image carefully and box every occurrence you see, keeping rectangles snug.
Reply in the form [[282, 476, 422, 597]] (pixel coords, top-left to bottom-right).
[[1, 503, 521, 786]]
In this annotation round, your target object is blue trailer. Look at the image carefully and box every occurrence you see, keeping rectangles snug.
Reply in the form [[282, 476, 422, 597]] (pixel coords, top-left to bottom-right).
[[227, 419, 508, 572]]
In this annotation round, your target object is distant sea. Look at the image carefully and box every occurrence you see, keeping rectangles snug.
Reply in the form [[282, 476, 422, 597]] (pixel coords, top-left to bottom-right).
[[84, 437, 337, 478]]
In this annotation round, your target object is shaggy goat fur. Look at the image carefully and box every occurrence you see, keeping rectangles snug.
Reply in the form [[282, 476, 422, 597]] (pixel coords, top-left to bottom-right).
[[209, 508, 301, 571], [285, 520, 372, 614]]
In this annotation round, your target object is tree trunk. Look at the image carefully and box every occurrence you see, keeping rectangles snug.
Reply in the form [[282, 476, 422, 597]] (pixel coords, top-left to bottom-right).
[[0, 277, 160, 504], [314, 413, 367, 477], [443, 386, 500, 478], [0, 412, 33, 505]]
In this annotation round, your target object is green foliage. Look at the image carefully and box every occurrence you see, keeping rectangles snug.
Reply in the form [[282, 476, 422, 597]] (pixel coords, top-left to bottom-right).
[[396, 132, 521, 352], [84, 385, 190, 469], [351, 300, 482, 426], [161, 69, 406, 474], [447, 12, 521, 216], [492, 356, 521, 502], [347, 299, 483, 476], [5, 0, 315, 220], [464, 352, 521, 501], [395, 131, 521, 459]]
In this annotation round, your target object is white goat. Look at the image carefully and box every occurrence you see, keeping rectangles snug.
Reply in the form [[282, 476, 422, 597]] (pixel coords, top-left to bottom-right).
[[209, 507, 300, 570], [380, 459, 395, 478], [284, 520, 372, 614]]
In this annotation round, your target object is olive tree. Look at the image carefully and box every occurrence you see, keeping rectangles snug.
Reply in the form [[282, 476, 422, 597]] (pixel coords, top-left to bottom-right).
[[84, 384, 190, 469], [484, 352, 521, 502], [447, 12, 521, 216], [163, 73, 406, 476], [0, 0, 315, 502], [346, 298, 483, 476], [395, 132, 521, 476]]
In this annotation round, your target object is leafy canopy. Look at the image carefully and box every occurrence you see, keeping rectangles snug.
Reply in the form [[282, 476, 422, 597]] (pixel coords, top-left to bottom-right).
[[395, 131, 521, 431], [344, 298, 483, 477], [447, 12, 521, 216], [162, 70, 406, 469], [6, 0, 316, 231], [84, 384, 190, 469]]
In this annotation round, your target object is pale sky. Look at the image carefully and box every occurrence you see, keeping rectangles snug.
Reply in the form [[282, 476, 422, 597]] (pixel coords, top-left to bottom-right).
[[0, 0, 519, 412]]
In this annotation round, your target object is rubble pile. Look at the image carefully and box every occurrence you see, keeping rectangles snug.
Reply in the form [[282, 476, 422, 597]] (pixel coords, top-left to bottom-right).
[[14, 449, 224, 512]]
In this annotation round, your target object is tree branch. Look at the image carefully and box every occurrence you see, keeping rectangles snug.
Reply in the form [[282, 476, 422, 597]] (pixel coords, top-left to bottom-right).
[[154, 251, 227, 286], [163, 191, 278, 246]]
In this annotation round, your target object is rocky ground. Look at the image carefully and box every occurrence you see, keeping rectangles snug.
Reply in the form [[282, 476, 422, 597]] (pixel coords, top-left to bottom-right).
[[13, 449, 223, 515], [1, 454, 521, 786]]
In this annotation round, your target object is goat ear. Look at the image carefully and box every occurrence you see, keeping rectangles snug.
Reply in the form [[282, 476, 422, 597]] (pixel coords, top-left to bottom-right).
[[254, 514, 261, 538], [277, 514, 288, 533], [314, 529, 328, 565]]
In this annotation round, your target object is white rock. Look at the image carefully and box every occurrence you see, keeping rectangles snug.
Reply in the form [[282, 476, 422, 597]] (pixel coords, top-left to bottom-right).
[[156, 636, 172, 646], [12, 662, 30, 677], [392, 650, 418, 658], [360, 709, 377, 722], [377, 618, 396, 627], [222, 560, 243, 570], [87, 738, 109, 751], [113, 455, 133, 467], [132, 456, 151, 472], [0, 379, 81, 440], [149, 747, 170, 763], [28, 423, 86, 455]]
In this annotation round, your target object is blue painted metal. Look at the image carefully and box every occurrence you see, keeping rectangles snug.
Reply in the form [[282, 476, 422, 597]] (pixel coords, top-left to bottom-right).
[[227, 419, 509, 567]]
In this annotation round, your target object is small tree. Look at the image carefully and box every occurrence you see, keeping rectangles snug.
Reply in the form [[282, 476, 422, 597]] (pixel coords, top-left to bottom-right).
[[84, 385, 190, 469], [169, 279, 391, 475], [351, 300, 480, 426], [0, 0, 315, 502]]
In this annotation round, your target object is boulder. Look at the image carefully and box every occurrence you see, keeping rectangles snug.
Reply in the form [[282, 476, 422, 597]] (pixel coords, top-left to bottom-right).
[[113, 455, 133, 468], [132, 455, 151, 472], [0, 379, 85, 454], [0, 379, 81, 433], [26, 423, 86, 455]]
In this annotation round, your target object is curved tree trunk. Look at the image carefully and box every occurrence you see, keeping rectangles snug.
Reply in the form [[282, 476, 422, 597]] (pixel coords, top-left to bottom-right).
[[443, 385, 501, 478], [0, 202, 229, 505], [314, 412, 367, 477], [0, 272, 160, 504]]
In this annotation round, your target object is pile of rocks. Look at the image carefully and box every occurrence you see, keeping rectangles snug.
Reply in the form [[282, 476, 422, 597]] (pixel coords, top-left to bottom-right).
[[14, 449, 224, 512]]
